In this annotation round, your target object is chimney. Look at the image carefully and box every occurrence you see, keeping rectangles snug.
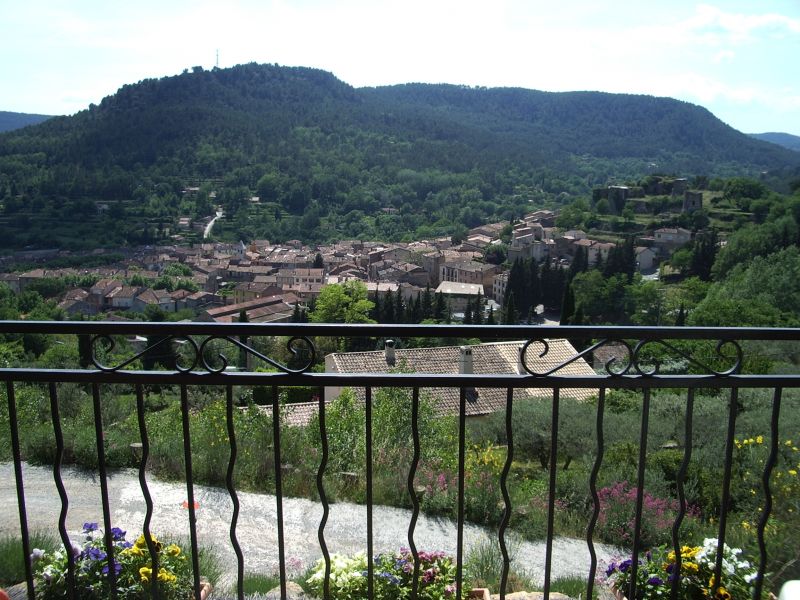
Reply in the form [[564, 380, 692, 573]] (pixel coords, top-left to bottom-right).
[[385, 339, 396, 367], [459, 346, 473, 374]]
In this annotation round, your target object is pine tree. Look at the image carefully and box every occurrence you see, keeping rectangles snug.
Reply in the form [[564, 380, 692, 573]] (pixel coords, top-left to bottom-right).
[[463, 299, 473, 324], [238, 309, 249, 369], [675, 303, 686, 326], [395, 288, 404, 323], [503, 292, 518, 324], [411, 292, 421, 323], [434, 292, 446, 321], [383, 289, 395, 323], [372, 293, 382, 322], [528, 258, 542, 310], [486, 306, 496, 325], [560, 283, 575, 325], [422, 285, 433, 319], [473, 292, 483, 325]]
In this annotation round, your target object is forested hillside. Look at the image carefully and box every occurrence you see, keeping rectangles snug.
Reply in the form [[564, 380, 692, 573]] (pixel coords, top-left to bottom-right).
[[0, 62, 798, 250], [0, 111, 52, 133], [749, 132, 800, 153]]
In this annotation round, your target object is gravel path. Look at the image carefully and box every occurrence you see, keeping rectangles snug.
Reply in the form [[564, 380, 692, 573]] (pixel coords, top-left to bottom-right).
[[0, 463, 620, 594]]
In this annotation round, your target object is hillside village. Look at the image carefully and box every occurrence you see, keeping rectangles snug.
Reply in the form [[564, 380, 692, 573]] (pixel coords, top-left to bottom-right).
[[0, 181, 704, 325]]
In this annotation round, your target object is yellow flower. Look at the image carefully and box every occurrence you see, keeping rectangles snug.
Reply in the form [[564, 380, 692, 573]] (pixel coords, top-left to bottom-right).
[[166, 543, 182, 557], [157, 568, 177, 583], [756, 435, 764, 444], [140, 566, 152, 584], [789, 469, 797, 476], [135, 534, 161, 552], [716, 586, 732, 600], [121, 545, 144, 557], [683, 562, 699, 573]]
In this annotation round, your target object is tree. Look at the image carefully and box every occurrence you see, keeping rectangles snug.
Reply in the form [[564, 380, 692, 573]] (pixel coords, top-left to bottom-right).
[[560, 284, 575, 324], [502, 292, 518, 324], [313, 252, 324, 269], [486, 306, 496, 325], [311, 281, 375, 324]]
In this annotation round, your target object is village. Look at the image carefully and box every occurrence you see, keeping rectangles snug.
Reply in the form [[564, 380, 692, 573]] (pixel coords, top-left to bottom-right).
[[0, 201, 694, 326]]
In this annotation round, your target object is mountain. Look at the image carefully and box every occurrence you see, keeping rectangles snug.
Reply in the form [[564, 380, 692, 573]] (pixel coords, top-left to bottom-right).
[[0, 63, 798, 250], [749, 132, 800, 153], [0, 111, 52, 133]]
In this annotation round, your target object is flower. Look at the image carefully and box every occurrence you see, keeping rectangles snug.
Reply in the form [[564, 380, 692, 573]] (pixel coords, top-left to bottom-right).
[[607, 541, 757, 600], [307, 548, 465, 600], [31, 522, 193, 599]]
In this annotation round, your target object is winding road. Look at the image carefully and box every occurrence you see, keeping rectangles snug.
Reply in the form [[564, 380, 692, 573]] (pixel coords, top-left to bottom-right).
[[0, 463, 619, 592]]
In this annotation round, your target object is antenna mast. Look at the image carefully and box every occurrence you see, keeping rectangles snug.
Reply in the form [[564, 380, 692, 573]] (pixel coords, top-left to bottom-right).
[[216, 49, 219, 68]]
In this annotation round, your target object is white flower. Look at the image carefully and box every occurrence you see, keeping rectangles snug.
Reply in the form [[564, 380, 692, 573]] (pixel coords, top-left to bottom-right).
[[30, 548, 45, 562]]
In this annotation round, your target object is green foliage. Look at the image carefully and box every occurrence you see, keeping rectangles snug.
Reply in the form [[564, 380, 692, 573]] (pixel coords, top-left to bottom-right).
[[692, 246, 800, 327], [0, 532, 58, 586], [1, 63, 797, 251], [310, 280, 375, 324]]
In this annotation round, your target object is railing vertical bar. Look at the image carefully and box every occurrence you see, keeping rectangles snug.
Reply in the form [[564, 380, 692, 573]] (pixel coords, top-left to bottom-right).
[[543, 388, 560, 600], [365, 386, 374, 600], [91, 383, 117, 599], [135, 385, 160, 600], [49, 382, 75, 600], [670, 388, 695, 600], [456, 387, 467, 600], [755, 387, 781, 600], [499, 387, 514, 600], [713, 387, 738, 596], [629, 387, 651, 600], [407, 387, 422, 600], [586, 388, 606, 600], [7, 381, 35, 600], [272, 384, 287, 599], [180, 384, 201, 600], [225, 385, 244, 600], [316, 386, 331, 600]]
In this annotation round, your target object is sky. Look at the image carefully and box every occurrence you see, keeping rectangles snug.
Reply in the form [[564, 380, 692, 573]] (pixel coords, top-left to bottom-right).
[[1, 0, 799, 135]]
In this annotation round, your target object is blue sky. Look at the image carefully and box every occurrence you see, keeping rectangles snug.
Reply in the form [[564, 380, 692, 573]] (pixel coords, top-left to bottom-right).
[[1, 0, 798, 135]]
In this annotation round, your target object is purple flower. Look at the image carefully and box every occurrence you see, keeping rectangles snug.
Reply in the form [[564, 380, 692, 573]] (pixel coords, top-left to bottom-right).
[[648, 576, 664, 586], [110, 527, 126, 541], [619, 559, 633, 572], [81, 546, 107, 562], [606, 562, 618, 577], [82, 522, 99, 533], [102, 560, 122, 576]]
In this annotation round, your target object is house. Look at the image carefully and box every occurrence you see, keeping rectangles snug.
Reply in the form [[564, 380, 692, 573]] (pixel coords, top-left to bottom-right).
[[653, 227, 692, 255], [492, 272, 509, 302], [434, 282, 484, 313], [198, 294, 297, 323], [439, 260, 499, 289], [277, 339, 598, 426], [57, 289, 97, 316], [132, 289, 175, 313], [635, 246, 658, 272], [107, 286, 141, 310]]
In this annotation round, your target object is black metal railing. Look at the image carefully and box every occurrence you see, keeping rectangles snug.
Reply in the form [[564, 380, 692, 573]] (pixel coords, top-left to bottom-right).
[[1, 321, 799, 600]]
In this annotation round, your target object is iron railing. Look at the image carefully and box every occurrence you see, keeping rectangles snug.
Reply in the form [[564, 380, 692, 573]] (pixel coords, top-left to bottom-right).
[[1, 321, 798, 600]]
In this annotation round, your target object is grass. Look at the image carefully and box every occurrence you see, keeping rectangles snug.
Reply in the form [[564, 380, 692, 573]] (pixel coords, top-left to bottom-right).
[[0, 532, 58, 586], [464, 537, 534, 593], [550, 575, 600, 599], [241, 572, 282, 594]]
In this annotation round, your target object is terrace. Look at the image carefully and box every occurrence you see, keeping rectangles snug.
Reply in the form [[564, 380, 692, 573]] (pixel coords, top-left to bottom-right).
[[0, 321, 798, 599]]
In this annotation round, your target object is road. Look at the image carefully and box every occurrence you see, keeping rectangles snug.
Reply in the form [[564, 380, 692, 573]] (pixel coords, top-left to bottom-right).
[[203, 209, 224, 239], [0, 463, 619, 592]]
